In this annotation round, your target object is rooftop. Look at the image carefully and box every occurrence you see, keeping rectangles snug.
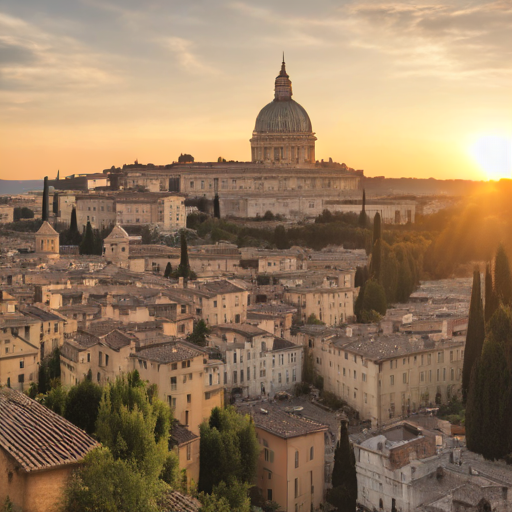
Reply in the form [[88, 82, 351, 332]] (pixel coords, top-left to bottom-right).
[[134, 341, 204, 364], [0, 387, 98, 472]]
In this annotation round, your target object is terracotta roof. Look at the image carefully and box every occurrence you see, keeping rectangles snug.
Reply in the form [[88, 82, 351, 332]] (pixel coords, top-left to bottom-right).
[[160, 490, 201, 512], [238, 404, 328, 439], [272, 337, 297, 351], [134, 341, 203, 364], [23, 305, 62, 322], [0, 387, 98, 472], [170, 421, 199, 447]]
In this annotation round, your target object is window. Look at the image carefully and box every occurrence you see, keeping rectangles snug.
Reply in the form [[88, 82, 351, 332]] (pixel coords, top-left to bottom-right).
[[267, 489, 272, 501], [99, 352, 103, 366], [264, 448, 274, 463], [105, 354, 109, 366], [233, 371, 237, 384], [54, 323, 59, 333], [310, 446, 314, 460], [390, 375, 395, 385], [234, 352, 237, 363], [344, 352, 348, 360], [171, 363, 178, 370], [294, 478, 299, 498], [403, 372, 407, 384], [171, 377, 177, 390], [19, 360, 24, 369], [87, 353, 90, 363], [295, 450, 299, 468], [186, 443, 191, 461], [362, 373, 366, 382], [187, 394, 191, 403], [354, 371, 357, 380]]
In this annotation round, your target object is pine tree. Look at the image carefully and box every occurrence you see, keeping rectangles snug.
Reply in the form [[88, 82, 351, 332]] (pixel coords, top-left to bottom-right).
[[327, 417, 357, 512], [42, 176, 49, 221], [358, 189, 367, 228], [79, 222, 95, 255], [164, 262, 172, 278], [485, 262, 498, 323], [494, 244, 512, 305], [214, 194, 221, 219], [462, 269, 485, 403]]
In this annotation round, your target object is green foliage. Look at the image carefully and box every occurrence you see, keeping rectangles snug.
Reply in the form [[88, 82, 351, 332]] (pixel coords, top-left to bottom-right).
[[485, 263, 498, 324], [65, 379, 103, 435], [212, 479, 251, 512], [495, 244, 512, 305], [327, 419, 357, 512], [175, 230, 192, 279], [214, 194, 221, 219], [0, 219, 43, 232], [198, 406, 259, 495], [372, 212, 381, 243], [13, 207, 34, 221], [466, 306, 512, 459], [164, 262, 172, 278], [43, 383, 67, 416], [437, 397, 465, 425], [160, 451, 180, 488], [62, 447, 162, 512], [358, 189, 368, 228], [79, 221, 99, 255], [95, 371, 172, 481], [302, 345, 315, 386], [70, 207, 78, 232], [198, 492, 231, 512], [187, 320, 210, 347], [2, 496, 15, 512], [42, 176, 49, 222], [306, 313, 324, 325], [356, 279, 387, 323], [462, 269, 485, 402], [38, 349, 61, 394], [319, 390, 347, 411], [273, 225, 289, 250], [370, 238, 382, 281]]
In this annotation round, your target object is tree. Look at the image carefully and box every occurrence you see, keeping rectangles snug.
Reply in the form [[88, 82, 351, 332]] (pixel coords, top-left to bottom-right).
[[211, 479, 251, 512], [61, 447, 161, 512], [38, 348, 61, 394], [302, 345, 315, 386], [175, 230, 191, 278], [214, 194, 221, 219], [372, 212, 381, 244], [52, 192, 58, 215], [187, 320, 210, 346], [370, 238, 382, 282], [356, 279, 387, 323], [494, 244, 512, 306], [462, 269, 485, 402], [43, 384, 67, 416], [70, 207, 78, 233], [358, 189, 367, 228], [327, 418, 357, 512], [485, 263, 498, 323], [64, 379, 103, 435], [95, 371, 172, 482], [198, 406, 259, 495], [306, 313, 324, 325], [164, 262, 172, 278], [42, 176, 49, 221], [274, 225, 289, 250], [79, 221, 96, 255]]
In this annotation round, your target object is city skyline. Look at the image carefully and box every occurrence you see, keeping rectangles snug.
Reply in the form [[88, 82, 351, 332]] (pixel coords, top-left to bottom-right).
[[0, 0, 511, 181]]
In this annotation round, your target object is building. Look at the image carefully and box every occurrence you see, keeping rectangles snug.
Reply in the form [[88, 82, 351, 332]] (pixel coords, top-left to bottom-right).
[[250, 57, 316, 166], [170, 422, 200, 489], [0, 387, 98, 512], [238, 403, 328, 512], [75, 193, 185, 231], [307, 330, 465, 427], [132, 340, 224, 435], [209, 323, 303, 398], [0, 205, 14, 224], [34, 221, 59, 257]]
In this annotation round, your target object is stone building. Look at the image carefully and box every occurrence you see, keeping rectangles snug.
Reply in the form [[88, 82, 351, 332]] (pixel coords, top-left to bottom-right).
[[0, 388, 98, 512], [0, 205, 14, 224], [34, 221, 59, 257], [250, 58, 316, 166]]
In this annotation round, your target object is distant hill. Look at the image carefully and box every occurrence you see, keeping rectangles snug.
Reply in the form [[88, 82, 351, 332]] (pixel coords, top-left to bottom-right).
[[0, 180, 43, 195]]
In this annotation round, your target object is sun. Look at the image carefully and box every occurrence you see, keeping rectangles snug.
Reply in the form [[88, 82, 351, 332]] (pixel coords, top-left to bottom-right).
[[469, 135, 512, 181]]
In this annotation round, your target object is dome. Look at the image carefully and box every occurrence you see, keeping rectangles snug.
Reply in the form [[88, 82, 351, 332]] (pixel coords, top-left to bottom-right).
[[254, 100, 313, 134]]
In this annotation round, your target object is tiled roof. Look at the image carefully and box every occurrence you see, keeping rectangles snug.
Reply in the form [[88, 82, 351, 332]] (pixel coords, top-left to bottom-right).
[[160, 490, 201, 512], [0, 387, 98, 472], [23, 305, 62, 322], [214, 323, 269, 338], [272, 337, 297, 351], [170, 421, 199, 447], [134, 342, 203, 364], [196, 280, 246, 297], [102, 330, 133, 350], [238, 404, 328, 439]]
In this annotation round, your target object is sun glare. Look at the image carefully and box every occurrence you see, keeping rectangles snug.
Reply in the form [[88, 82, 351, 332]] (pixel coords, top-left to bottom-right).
[[469, 135, 512, 181]]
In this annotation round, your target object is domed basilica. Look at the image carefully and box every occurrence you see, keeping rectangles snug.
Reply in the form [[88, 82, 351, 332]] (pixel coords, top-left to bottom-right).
[[250, 58, 316, 165]]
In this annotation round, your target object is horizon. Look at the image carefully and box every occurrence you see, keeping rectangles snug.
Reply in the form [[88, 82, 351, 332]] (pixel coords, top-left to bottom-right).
[[0, 0, 511, 182]]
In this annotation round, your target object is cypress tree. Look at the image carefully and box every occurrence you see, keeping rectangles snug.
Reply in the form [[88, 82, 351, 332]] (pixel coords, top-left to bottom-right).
[[52, 192, 59, 215], [358, 189, 367, 228], [381, 242, 399, 304], [327, 417, 357, 512], [372, 212, 381, 245], [494, 244, 512, 305], [164, 262, 172, 278], [354, 267, 364, 288], [465, 357, 482, 454], [79, 221, 95, 255], [370, 238, 382, 282], [70, 207, 78, 232], [42, 176, 49, 221], [213, 194, 220, 219], [462, 269, 485, 402], [484, 263, 498, 323], [177, 230, 190, 278]]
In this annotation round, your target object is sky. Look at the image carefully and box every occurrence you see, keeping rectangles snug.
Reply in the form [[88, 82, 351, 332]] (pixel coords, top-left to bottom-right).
[[0, 0, 511, 181]]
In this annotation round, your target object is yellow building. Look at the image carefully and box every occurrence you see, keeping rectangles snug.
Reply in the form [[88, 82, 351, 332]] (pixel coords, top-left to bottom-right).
[[0, 387, 98, 512], [238, 404, 328, 512], [170, 421, 200, 489], [132, 340, 224, 435], [34, 221, 59, 257]]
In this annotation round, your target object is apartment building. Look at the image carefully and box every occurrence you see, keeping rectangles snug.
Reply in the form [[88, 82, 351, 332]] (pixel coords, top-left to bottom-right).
[[209, 324, 302, 398], [75, 193, 185, 232], [309, 331, 465, 427], [238, 404, 328, 512], [283, 285, 355, 326], [132, 340, 224, 435]]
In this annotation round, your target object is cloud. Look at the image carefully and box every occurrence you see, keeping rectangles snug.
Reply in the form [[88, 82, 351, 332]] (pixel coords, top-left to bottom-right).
[[160, 36, 219, 75], [346, 1, 512, 79], [0, 11, 117, 92]]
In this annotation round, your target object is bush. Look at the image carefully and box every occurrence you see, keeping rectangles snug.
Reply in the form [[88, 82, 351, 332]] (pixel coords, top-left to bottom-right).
[[319, 390, 346, 411]]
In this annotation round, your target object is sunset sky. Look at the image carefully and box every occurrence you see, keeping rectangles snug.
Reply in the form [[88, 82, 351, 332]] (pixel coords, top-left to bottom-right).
[[0, 0, 511, 181]]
